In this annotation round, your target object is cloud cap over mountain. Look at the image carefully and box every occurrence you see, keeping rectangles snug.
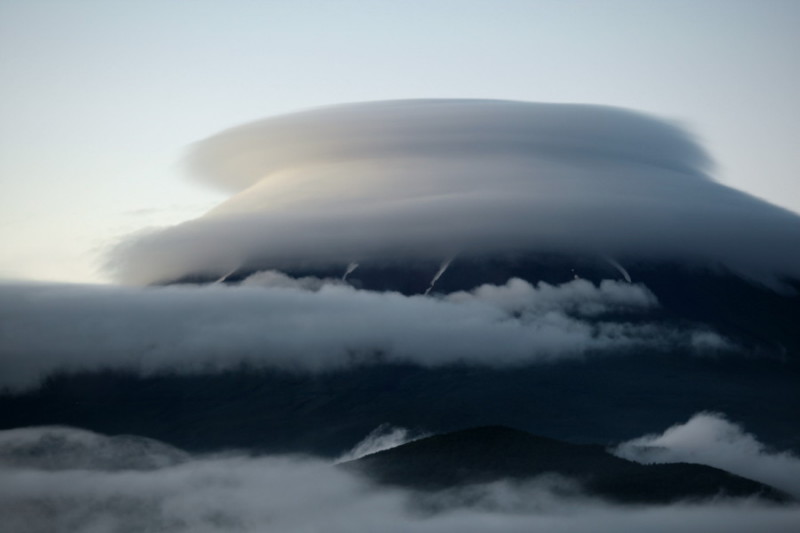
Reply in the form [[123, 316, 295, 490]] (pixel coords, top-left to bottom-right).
[[109, 100, 800, 287]]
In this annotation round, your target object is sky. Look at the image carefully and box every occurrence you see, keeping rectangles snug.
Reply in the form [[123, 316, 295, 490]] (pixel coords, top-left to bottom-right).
[[1, 0, 800, 283]]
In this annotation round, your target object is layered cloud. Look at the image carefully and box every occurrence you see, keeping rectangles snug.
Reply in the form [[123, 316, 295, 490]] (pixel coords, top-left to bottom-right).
[[108, 100, 800, 287], [614, 412, 800, 498], [1, 422, 798, 533], [0, 276, 725, 392]]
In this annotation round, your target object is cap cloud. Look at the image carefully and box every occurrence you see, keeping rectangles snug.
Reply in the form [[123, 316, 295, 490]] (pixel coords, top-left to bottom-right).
[[108, 100, 800, 288]]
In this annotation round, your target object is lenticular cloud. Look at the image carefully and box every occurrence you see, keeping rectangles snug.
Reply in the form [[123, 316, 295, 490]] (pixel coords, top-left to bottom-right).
[[109, 100, 800, 287]]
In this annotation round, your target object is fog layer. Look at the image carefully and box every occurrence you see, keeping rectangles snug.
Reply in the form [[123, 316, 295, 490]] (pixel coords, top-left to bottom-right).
[[1, 418, 798, 533], [0, 276, 723, 391]]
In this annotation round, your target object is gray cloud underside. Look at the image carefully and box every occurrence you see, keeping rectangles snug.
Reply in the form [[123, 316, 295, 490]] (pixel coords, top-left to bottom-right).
[[1, 418, 799, 533], [109, 100, 800, 287], [0, 276, 723, 392]]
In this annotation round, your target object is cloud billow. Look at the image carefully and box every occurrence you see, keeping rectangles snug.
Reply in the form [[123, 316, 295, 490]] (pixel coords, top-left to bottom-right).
[[614, 412, 800, 498], [108, 100, 800, 288], [0, 277, 722, 392]]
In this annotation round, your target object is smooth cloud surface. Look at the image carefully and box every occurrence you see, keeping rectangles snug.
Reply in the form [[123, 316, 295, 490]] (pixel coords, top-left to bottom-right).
[[0, 276, 723, 392], [109, 100, 800, 287]]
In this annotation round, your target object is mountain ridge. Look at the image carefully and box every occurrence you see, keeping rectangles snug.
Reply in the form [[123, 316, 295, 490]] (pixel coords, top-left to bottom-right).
[[344, 425, 792, 504]]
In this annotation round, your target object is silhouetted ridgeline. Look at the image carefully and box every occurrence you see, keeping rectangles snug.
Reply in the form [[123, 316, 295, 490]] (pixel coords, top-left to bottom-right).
[[345, 426, 791, 503]]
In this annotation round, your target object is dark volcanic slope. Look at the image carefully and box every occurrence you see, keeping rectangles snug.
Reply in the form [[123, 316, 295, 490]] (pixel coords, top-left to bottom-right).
[[346, 426, 789, 504], [2, 351, 798, 457], [2, 258, 798, 456]]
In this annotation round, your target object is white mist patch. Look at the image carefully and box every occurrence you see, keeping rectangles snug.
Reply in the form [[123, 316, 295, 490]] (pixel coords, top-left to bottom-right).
[[425, 259, 452, 296], [690, 331, 736, 353], [604, 256, 632, 283], [1, 426, 798, 533], [445, 277, 658, 316], [0, 278, 726, 392], [342, 262, 359, 281], [0, 426, 188, 471], [239, 269, 342, 291], [614, 412, 800, 498], [108, 100, 800, 288], [337, 424, 428, 463]]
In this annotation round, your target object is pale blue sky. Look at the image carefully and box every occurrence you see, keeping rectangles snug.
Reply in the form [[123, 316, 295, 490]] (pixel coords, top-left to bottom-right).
[[2, 0, 799, 282]]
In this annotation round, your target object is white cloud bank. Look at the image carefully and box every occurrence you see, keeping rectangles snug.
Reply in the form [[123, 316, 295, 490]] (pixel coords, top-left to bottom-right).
[[108, 100, 800, 288], [0, 277, 726, 392], [0, 423, 798, 533], [614, 412, 800, 498]]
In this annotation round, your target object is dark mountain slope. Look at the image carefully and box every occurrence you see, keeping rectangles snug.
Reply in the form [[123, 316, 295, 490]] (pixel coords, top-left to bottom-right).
[[2, 257, 798, 456], [346, 426, 790, 504], [1, 350, 798, 457]]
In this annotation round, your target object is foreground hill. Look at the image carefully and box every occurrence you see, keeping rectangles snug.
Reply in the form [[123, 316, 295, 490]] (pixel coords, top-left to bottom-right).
[[346, 426, 790, 504]]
